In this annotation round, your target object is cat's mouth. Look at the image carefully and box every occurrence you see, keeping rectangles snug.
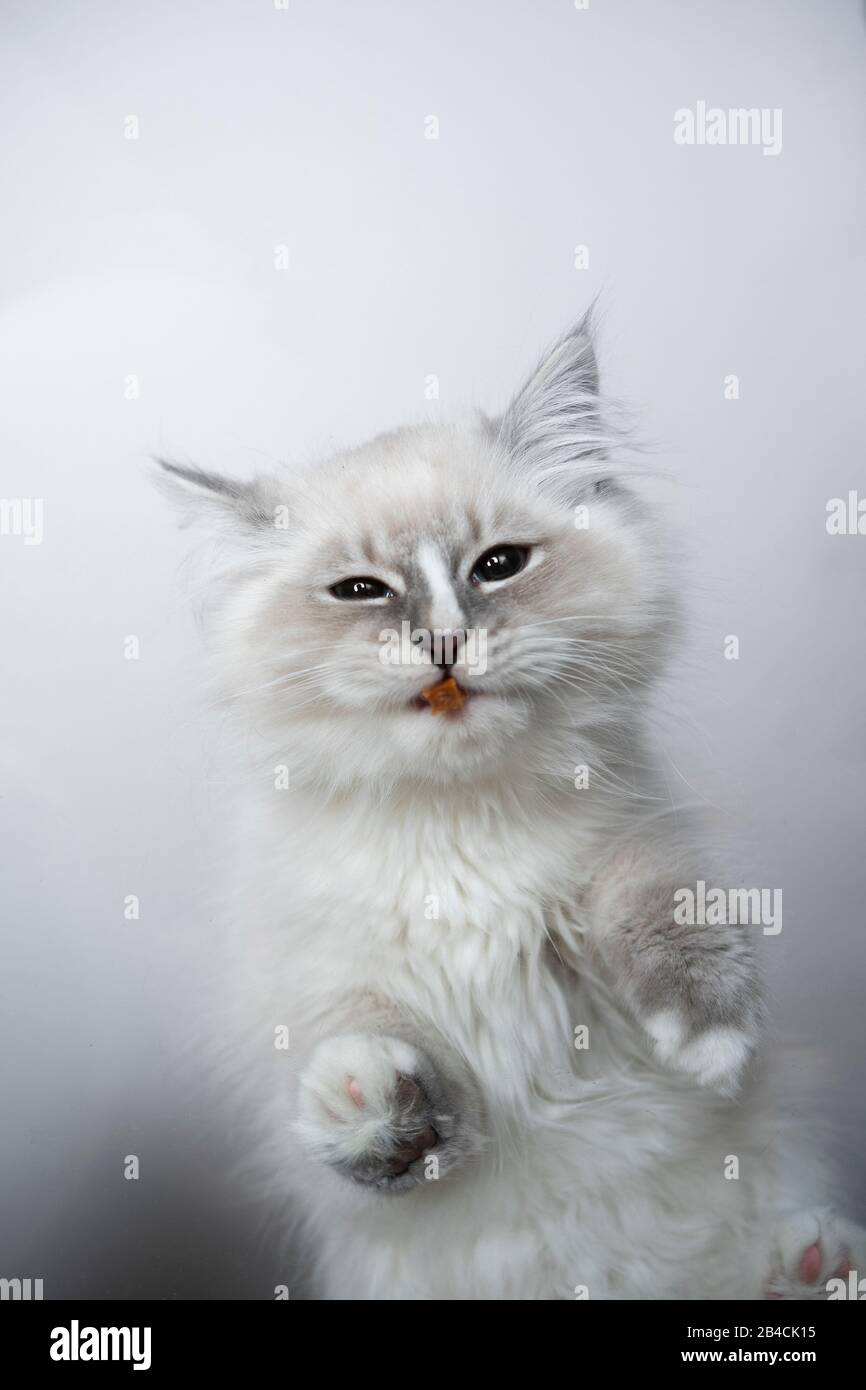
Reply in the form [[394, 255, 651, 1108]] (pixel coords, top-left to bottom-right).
[[411, 674, 471, 716]]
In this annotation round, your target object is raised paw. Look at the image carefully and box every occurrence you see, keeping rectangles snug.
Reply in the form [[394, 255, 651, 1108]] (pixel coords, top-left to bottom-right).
[[589, 852, 764, 1095], [296, 1033, 454, 1191], [644, 1009, 756, 1094], [766, 1208, 865, 1300]]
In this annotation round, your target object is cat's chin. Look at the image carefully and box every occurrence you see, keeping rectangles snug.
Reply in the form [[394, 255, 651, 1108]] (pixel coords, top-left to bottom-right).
[[271, 689, 538, 793], [396, 685, 532, 756], [405, 685, 506, 725]]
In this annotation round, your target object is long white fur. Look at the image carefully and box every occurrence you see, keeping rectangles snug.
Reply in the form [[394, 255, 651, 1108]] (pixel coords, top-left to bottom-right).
[[158, 317, 861, 1300]]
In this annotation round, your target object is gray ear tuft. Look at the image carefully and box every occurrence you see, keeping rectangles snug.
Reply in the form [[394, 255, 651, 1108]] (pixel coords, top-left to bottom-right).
[[497, 304, 619, 495], [156, 458, 252, 501], [154, 457, 280, 530]]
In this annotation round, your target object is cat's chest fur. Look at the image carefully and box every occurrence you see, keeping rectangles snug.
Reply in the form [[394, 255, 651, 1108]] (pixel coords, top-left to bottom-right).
[[263, 781, 597, 959], [240, 780, 611, 1110]]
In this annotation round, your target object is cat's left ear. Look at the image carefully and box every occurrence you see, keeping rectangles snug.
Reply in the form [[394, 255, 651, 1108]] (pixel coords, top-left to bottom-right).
[[496, 306, 616, 495], [154, 458, 284, 533]]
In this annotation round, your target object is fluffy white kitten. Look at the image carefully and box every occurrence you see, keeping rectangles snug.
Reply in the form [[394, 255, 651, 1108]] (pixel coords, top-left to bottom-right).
[[159, 313, 861, 1300]]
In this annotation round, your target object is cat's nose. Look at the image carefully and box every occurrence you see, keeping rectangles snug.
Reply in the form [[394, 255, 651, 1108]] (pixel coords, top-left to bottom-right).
[[433, 628, 466, 668], [410, 627, 466, 668]]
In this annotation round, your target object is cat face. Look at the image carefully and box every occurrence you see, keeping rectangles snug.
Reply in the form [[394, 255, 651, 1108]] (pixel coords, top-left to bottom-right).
[[159, 316, 674, 790]]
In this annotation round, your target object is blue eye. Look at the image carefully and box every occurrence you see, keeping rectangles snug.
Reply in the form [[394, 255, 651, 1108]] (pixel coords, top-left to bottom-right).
[[470, 545, 529, 584], [330, 577, 393, 600]]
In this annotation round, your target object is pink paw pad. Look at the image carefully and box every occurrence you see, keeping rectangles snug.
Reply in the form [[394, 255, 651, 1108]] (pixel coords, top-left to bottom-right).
[[345, 1073, 419, 1109], [796, 1240, 851, 1285], [798, 1242, 822, 1283]]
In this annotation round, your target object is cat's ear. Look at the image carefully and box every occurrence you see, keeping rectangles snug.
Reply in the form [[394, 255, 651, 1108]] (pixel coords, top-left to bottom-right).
[[497, 306, 617, 495], [154, 458, 283, 532]]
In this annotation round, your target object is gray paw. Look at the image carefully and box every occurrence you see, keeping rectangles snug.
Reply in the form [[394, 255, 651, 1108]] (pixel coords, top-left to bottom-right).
[[644, 1009, 756, 1092]]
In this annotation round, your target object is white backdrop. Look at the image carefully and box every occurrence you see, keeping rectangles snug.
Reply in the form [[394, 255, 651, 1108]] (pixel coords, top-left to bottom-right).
[[1, 0, 864, 1296]]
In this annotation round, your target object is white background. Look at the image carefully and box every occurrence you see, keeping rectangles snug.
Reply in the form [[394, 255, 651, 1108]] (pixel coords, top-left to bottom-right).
[[1, 0, 864, 1295]]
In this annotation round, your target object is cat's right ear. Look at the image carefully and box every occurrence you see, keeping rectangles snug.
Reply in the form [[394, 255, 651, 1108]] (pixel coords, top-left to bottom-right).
[[495, 305, 624, 499], [153, 458, 282, 532]]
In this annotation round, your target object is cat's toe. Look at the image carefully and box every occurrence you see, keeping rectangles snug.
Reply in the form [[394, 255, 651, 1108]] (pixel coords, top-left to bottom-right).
[[645, 1009, 754, 1093]]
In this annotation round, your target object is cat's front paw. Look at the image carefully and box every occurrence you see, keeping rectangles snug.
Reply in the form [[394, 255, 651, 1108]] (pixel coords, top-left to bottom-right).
[[644, 1009, 756, 1094], [296, 1034, 454, 1191]]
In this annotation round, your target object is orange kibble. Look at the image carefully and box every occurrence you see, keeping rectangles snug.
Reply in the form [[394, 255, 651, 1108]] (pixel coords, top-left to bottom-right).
[[420, 675, 467, 715]]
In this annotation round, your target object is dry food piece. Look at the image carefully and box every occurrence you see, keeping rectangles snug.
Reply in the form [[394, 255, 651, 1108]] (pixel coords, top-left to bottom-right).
[[420, 675, 467, 715]]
